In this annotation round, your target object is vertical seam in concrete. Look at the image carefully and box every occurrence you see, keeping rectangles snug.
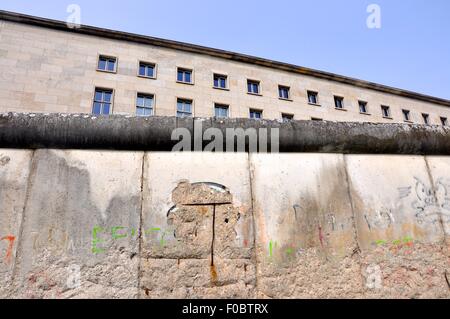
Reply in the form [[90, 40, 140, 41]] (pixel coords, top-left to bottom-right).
[[424, 156, 447, 245], [211, 204, 216, 267], [11, 149, 37, 283], [136, 151, 147, 299], [247, 152, 259, 298], [342, 154, 365, 294]]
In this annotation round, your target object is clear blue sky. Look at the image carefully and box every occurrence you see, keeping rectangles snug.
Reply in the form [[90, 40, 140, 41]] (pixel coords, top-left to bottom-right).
[[1, 0, 449, 99]]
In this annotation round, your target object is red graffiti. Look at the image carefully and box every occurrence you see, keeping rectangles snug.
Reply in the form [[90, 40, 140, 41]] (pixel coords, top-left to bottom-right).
[[1, 235, 15, 264]]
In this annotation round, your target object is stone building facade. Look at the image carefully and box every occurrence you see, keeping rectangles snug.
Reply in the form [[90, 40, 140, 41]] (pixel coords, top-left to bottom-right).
[[1, 10, 449, 125]]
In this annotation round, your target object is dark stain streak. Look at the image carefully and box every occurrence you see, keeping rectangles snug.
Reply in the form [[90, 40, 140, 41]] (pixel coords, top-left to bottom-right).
[[445, 271, 450, 290]]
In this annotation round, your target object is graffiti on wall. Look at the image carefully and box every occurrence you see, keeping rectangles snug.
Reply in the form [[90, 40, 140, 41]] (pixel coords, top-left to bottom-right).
[[0, 235, 15, 264], [399, 177, 450, 225], [92, 225, 175, 254]]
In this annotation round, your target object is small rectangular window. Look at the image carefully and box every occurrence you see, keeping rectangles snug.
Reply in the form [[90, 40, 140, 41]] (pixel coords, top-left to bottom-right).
[[307, 91, 319, 105], [97, 55, 117, 72], [249, 109, 262, 120], [359, 101, 368, 114], [279, 86, 290, 100], [281, 113, 294, 122], [311, 117, 323, 121], [177, 98, 193, 118], [441, 117, 448, 126], [402, 109, 411, 122], [93, 88, 113, 115], [381, 105, 391, 118], [139, 62, 156, 78], [247, 80, 260, 95], [213, 74, 228, 89], [422, 113, 430, 125], [334, 96, 344, 109], [214, 104, 229, 118], [136, 93, 154, 117], [177, 68, 193, 84]]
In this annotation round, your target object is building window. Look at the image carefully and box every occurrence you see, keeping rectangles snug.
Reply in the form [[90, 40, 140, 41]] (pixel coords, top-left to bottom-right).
[[441, 117, 448, 126], [381, 105, 391, 118], [93, 88, 113, 115], [177, 68, 193, 84], [247, 80, 260, 95], [402, 109, 411, 122], [249, 109, 262, 120], [281, 113, 294, 122], [213, 74, 228, 89], [334, 96, 344, 109], [422, 113, 430, 125], [279, 86, 290, 100], [177, 99, 193, 118], [136, 93, 154, 117], [97, 55, 117, 72], [359, 101, 368, 114], [214, 104, 229, 118], [307, 91, 319, 105], [311, 117, 323, 121], [139, 62, 156, 78]]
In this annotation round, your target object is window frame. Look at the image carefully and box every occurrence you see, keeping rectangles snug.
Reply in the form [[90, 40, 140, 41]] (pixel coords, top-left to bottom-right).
[[136, 92, 155, 117], [422, 113, 430, 125], [176, 98, 194, 118], [214, 103, 230, 118], [281, 113, 294, 122], [97, 54, 118, 73], [358, 101, 370, 115], [334, 96, 345, 110], [402, 109, 412, 122], [138, 61, 157, 79], [249, 108, 263, 120], [278, 85, 291, 101], [176, 67, 194, 85], [440, 117, 448, 126], [213, 73, 229, 90], [92, 87, 114, 115], [307, 90, 320, 106], [381, 105, 392, 119], [247, 79, 262, 96]]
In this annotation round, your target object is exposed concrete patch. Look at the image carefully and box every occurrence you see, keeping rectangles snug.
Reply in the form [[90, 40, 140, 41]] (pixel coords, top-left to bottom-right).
[[140, 153, 255, 298]]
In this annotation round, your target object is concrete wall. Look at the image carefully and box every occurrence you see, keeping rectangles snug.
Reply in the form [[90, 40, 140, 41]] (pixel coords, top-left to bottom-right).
[[1, 20, 450, 124], [0, 149, 449, 298]]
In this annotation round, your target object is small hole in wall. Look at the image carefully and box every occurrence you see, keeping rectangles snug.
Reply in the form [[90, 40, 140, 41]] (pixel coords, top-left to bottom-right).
[[224, 219, 229, 224]]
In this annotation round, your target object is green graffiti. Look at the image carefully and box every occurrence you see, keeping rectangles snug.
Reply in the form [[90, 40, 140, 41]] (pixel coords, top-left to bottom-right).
[[375, 240, 387, 246], [92, 226, 105, 254], [111, 226, 127, 240], [403, 236, 414, 244], [145, 228, 161, 235]]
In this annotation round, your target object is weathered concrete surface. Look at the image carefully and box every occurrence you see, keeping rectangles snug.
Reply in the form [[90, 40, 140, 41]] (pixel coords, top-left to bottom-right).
[[140, 152, 255, 298], [1, 113, 450, 154], [250, 154, 363, 298], [10, 150, 143, 299], [0, 150, 33, 298], [425, 156, 450, 239], [0, 150, 449, 299], [345, 155, 449, 298]]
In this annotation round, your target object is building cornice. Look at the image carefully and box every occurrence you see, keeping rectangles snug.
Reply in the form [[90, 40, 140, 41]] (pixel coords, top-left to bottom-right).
[[1, 10, 450, 108]]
